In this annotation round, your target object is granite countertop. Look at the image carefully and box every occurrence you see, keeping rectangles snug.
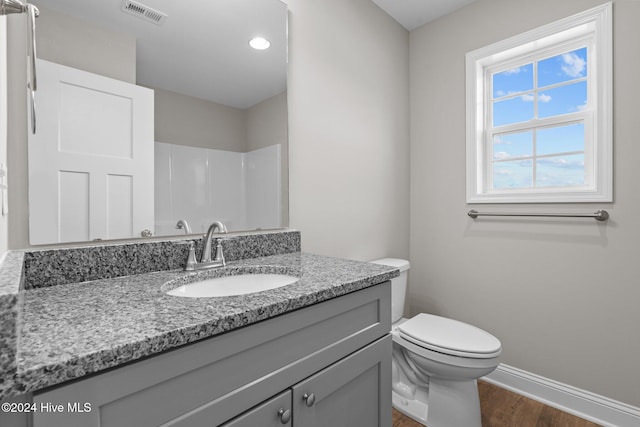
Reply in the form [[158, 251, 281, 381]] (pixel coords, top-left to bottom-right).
[[1, 251, 398, 399]]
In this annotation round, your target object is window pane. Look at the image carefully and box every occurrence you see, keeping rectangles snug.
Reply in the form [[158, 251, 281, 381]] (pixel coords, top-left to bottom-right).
[[493, 131, 532, 160], [537, 123, 584, 156], [536, 154, 585, 187], [493, 95, 535, 127], [493, 159, 533, 189], [538, 47, 587, 88], [493, 63, 533, 98], [538, 80, 587, 119]]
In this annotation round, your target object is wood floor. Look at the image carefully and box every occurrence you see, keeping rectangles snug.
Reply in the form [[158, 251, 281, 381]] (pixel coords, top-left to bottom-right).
[[392, 381, 602, 427]]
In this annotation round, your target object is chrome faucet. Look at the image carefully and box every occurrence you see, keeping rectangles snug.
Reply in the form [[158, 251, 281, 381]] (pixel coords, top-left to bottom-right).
[[183, 221, 228, 271], [201, 221, 227, 262], [175, 219, 192, 234]]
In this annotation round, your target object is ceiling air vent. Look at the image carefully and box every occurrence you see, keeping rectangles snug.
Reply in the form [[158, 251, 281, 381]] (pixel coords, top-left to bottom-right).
[[121, 0, 168, 25]]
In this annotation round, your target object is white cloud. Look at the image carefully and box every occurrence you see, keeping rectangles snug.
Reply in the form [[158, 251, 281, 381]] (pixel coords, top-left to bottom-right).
[[538, 93, 552, 103], [503, 67, 524, 75], [519, 93, 552, 103], [567, 100, 588, 113], [561, 53, 586, 78]]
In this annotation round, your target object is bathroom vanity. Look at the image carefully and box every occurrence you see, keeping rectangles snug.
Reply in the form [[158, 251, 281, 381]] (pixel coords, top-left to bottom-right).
[[0, 231, 398, 427]]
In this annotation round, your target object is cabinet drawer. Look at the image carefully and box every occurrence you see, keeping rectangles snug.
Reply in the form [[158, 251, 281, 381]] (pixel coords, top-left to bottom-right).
[[33, 283, 390, 427], [220, 390, 291, 427]]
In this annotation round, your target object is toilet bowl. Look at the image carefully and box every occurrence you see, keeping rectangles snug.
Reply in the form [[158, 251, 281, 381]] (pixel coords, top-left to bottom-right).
[[371, 258, 501, 427]]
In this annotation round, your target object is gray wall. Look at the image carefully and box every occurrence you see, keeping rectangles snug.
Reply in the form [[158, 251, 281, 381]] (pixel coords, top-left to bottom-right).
[[35, 5, 136, 83], [246, 92, 288, 152], [410, 0, 640, 406], [7, 14, 32, 250], [0, 18, 7, 258], [287, 0, 410, 262], [154, 88, 289, 155], [153, 87, 246, 152], [246, 91, 290, 227]]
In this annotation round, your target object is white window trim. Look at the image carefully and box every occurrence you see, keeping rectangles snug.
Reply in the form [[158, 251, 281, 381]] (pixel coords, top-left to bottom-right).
[[466, 3, 612, 204]]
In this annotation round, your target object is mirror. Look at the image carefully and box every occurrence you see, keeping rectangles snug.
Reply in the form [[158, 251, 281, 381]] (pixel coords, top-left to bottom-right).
[[28, 0, 288, 244]]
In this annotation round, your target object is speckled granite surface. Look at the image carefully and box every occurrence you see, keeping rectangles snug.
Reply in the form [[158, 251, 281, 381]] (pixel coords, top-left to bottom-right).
[[0, 238, 398, 399], [22, 230, 300, 289], [0, 252, 24, 296], [0, 252, 24, 398]]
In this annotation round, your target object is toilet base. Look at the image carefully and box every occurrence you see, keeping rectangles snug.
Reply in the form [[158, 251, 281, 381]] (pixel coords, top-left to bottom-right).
[[392, 389, 428, 426], [392, 378, 482, 427]]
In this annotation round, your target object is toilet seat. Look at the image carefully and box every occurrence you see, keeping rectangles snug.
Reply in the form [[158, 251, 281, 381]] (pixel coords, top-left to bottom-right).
[[397, 314, 501, 359]]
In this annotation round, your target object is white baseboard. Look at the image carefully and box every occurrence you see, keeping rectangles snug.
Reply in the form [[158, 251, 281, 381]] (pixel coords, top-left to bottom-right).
[[483, 364, 640, 427]]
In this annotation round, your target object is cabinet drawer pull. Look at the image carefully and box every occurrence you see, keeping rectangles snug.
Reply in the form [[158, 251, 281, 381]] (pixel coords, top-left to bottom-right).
[[277, 408, 291, 424], [302, 392, 316, 407]]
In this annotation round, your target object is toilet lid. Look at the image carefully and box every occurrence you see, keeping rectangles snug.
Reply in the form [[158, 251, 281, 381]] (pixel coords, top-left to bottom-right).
[[397, 313, 502, 359]]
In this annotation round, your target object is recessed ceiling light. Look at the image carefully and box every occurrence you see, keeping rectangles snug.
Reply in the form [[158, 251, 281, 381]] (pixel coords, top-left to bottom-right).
[[249, 37, 271, 50]]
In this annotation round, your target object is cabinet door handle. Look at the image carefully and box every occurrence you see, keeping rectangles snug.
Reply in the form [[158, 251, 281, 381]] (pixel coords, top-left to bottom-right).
[[302, 392, 316, 407], [277, 408, 291, 424]]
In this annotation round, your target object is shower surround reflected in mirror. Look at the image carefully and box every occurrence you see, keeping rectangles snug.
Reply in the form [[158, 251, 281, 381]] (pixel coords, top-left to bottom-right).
[[26, 0, 288, 244]]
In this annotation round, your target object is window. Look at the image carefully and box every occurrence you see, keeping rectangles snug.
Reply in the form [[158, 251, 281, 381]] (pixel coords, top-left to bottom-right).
[[466, 3, 612, 203]]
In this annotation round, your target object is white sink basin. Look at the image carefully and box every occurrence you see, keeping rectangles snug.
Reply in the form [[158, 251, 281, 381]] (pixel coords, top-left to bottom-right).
[[165, 273, 299, 298]]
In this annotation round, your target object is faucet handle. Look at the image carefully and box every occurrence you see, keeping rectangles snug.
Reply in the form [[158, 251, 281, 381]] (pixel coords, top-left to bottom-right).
[[180, 240, 198, 271], [213, 239, 226, 267]]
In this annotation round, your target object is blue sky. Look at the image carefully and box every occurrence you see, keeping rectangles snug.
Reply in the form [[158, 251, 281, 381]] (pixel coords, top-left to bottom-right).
[[490, 47, 587, 189]]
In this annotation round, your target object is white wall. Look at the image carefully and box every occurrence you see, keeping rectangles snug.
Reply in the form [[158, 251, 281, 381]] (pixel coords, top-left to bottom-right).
[[410, 0, 640, 407], [287, 0, 410, 261], [246, 145, 282, 229]]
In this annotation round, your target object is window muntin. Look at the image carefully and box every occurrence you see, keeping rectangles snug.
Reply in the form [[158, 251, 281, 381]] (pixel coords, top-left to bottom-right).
[[489, 45, 590, 192], [466, 3, 611, 203], [536, 123, 584, 156], [538, 47, 587, 87]]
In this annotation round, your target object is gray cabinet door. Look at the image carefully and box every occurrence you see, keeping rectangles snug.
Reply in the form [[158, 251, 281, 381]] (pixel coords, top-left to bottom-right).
[[221, 390, 291, 427], [292, 335, 391, 427]]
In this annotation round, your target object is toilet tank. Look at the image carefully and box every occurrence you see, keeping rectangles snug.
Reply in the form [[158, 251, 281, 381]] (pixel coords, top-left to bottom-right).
[[370, 258, 410, 323]]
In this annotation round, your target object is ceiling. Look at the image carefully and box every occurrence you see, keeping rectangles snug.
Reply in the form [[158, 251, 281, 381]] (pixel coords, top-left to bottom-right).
[[372, 0, 476, 31], [33, 0, 287, 109], [32, 0, 475, 108]]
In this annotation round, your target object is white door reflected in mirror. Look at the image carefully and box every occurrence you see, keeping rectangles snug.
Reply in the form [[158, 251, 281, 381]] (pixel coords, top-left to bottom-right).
[[28, 59, 154, 245]]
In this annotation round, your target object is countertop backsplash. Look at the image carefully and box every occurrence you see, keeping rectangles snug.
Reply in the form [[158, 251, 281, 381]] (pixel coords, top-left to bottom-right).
[[20, 230, 301, 290]]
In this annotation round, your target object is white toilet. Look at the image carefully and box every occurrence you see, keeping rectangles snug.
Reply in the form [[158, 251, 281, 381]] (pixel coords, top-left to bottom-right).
[[371, 258, 501, 427]]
